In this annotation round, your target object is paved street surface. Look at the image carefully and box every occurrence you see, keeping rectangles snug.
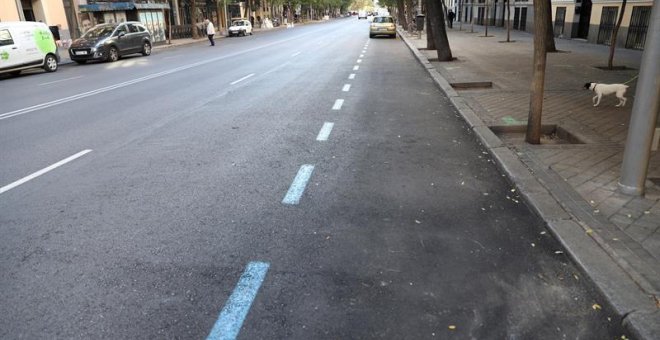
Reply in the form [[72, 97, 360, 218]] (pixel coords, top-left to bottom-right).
[[1, 18, 630, 338]]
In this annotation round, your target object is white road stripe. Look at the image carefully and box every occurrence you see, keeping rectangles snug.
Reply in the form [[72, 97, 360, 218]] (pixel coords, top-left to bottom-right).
[[282, 165, 315, 205], [353, 65, 359, 71], [291, 51, 301, 57], [357, 59, 362, 63], [230, 73, 255, 85], [38, 76, 83, 86], [316, 122, 335, 141], [0, 29, 328, 121], [0, 149, 92, 195], [349, 73, 356, 79], [332, 99, 344, 110], [359, 54, 364, 58], [342, 84, 351, 92]]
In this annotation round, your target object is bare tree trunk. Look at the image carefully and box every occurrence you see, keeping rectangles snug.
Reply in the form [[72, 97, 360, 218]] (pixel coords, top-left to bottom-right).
[[526, 0, 550, 144], [608, 0, 627, 69], [485, 0, 489, 36], [397, 0, 408, 30], [506, 0, 511, 42], [405, 0, 415, 33], [426, 0, 436, 49], [428, 0, 453, 61], [191, 0, 199, 39], [545, 0, 557, 52], [470, 1, 475, 33]]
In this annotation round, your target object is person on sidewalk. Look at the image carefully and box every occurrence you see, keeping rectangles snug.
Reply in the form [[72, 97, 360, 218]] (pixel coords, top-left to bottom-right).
[[447, 10, 455, 29], [204, 19, 215, 46]]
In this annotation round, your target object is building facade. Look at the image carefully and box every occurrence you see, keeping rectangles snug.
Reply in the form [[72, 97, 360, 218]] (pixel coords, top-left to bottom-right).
[[449, 0, 653, 50]]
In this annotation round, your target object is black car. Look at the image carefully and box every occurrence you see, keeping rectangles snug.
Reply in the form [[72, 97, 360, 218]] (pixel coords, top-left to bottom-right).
[[69, 22, 152, 63]]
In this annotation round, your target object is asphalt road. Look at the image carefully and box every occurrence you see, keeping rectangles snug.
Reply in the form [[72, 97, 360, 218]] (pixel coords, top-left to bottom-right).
[[0, 18, 631, 339]]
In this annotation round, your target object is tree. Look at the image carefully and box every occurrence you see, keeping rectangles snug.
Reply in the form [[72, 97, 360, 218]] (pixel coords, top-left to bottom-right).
[[191, 0, 199, 39], [427, 0, 452, 61], [397, 0, 407, 30], [506, 0, 511, 42], [608, 0, 627, 69], [545, 0, 557, 52], [526, 0, 550, 144], [425, 0, 435, 50]]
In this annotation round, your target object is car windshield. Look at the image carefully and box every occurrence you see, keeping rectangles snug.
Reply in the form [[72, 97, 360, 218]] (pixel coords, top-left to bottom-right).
[[82, 25, 116, 39], [232, 21, 245, 26], [373, 17, 394, 24]]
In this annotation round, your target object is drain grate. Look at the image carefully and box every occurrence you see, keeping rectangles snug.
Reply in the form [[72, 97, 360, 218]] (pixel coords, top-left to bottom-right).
[[450, 81, 493, 90]]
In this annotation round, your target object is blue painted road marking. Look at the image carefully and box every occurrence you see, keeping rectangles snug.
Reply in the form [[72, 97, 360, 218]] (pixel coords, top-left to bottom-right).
[[282, 164, 315, 204], [316, 122, 335, 141], [206, 262, 270, 340]]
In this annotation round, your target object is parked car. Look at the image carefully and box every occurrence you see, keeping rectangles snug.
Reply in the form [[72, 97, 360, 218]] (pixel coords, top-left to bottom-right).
[[228, 20, 253, 37], [69, 22, 152, 63], [358, 11, 367, 19], [0, 21, 59, 76], [369, 16, 396, 39]]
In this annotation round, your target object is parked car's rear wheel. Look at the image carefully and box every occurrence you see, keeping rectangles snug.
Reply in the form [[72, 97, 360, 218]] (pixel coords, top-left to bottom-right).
[[249, 31, 253, 35], [240, 30, 245, 37], [75, 60, 87, 64], [43, 54, 58, 72], [107, 46, 119, 62], [141, 42, 151, 56]]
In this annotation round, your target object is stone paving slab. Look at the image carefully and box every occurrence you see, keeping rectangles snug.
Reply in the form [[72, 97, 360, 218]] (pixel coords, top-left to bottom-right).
[[398, 24, 659, 338]]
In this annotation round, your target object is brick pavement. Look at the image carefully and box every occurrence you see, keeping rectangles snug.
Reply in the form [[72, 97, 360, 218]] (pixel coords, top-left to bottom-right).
[[399, 24, 659, 334]]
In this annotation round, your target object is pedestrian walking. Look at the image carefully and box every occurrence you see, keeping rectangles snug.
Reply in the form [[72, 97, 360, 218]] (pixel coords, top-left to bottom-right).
[[204, 19, 215, 46], [447, 10, 455, 29]]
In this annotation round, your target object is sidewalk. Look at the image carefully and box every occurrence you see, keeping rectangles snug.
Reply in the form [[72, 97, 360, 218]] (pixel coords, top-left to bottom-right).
[[398, 25, 659, 338]]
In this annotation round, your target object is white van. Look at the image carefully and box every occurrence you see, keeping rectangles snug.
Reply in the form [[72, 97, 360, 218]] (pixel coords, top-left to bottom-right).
[[0, 21, 59, 76]]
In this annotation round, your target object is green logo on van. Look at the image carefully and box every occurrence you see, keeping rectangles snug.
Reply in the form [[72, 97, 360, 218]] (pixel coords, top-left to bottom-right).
[[33, 28, 56, 54], [0, 51, 8, 60]]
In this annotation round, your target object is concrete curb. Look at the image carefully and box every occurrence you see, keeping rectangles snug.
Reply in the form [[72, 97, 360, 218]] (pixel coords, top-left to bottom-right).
[[397, 28, 659, 339]]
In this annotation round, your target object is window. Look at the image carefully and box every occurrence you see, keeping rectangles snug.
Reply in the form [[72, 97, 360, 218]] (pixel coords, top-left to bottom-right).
[[0, 29, 14, 46], [127, 24, 139, 33], [115, 25, 128, 35]]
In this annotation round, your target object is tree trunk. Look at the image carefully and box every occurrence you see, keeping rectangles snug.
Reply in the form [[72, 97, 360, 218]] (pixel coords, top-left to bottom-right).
[[405, 0, 415, 32], [608, 0, 627, 69], [526, 0, 550, 144], [428, 0, 453, 61], [470, 1, 475, 33], [191, 0, 199, 39], [506, 0, 511, 42], [485, 1, 489, 36], [397, 0, 408, 30], [545, 0, 557, 52], [425, 0, 436, 49]]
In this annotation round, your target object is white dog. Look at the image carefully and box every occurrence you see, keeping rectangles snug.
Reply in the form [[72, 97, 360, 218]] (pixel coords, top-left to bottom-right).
[[584, 82, 629, 107]]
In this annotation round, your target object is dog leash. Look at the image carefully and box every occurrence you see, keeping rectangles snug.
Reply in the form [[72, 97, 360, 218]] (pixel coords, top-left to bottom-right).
[[622, 74, 639, 85]]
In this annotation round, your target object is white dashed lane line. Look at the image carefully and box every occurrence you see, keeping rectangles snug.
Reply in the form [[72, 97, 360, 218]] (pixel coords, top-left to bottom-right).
[[291, 51, 301, 57], [349, 73, 356, 79], [0, 149, 92, 195], [332, 99, 344, 110], [316, 122, 335, 141], [357, 59, 362, 63], [353, 65, 359, 71], [342, 84, 351, 92], [230, 73, 255, 85], [282, 165, 315, 205], [38, 76, 83, 86]]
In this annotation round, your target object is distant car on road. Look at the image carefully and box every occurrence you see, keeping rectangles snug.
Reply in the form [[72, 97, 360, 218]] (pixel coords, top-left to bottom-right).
[[358, 11, 367, 19], [369, 16, 396, 39], [228, 20, 253, 37], [69, 22, 152, 64]]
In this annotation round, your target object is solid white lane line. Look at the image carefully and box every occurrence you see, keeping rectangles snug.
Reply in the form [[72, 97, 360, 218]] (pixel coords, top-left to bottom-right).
[[357, 59, 362, 63], [291, 51, 301, 57], [349, 74, 356, 79], [316, 122, 335, 141], [342, 84, 351, 92], [230, 73, 255, 85], [332, 99, 344, 110], [38, 76, 83, 86], [0, 149, 92, 195], [353, 65, 359, 71]]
